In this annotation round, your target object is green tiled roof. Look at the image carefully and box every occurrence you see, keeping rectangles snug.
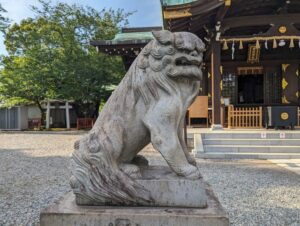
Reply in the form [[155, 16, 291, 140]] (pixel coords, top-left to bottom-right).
[[162, 0, 197, 6], [113, 32, 154, 42]]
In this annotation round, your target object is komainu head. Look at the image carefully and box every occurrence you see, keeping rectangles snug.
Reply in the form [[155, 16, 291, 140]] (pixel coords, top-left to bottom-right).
[[138, 30, 205, 79], [133, 30, 205, 104]]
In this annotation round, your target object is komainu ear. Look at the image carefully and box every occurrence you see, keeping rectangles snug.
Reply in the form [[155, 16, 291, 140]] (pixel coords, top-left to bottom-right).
[[152, 30, 174, 45]]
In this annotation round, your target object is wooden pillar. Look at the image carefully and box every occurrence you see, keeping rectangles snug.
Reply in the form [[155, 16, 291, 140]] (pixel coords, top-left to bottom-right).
[[211, 40, 222, 129], [65, 101, 70, 129], [46, 101, 50, 129]]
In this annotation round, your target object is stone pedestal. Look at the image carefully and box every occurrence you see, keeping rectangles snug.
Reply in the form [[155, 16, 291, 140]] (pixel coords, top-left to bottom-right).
[[40, 183, 229, 226], [76, 166, 207, 208]]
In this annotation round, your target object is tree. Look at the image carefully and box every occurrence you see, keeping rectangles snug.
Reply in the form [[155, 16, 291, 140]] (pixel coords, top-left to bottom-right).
[[0, 0, 129, 121], [0, 4, 9, 33], [0, 55, 53, 117]]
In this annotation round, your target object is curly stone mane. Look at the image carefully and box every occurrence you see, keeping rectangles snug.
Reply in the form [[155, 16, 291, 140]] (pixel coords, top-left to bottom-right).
[[131, 30, 205, 105]]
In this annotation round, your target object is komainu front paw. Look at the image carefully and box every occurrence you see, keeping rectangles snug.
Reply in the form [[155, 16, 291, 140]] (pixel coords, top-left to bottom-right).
[[186, 154, 197, 166], [180, 164, 202, 179]]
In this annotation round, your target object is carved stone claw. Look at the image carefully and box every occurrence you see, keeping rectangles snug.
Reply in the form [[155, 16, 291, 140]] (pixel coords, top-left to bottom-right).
[[186, 154, 197, 166], [180, 165, 202, 179]]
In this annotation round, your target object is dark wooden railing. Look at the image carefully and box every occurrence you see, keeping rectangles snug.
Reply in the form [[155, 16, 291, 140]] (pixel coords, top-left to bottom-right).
[[228, 105, 263, 129], [28, 118, 42, 130], [77, 118, 96, 130]]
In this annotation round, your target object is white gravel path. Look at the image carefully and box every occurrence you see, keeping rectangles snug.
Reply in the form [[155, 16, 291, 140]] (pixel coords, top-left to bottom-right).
[[0, 132, 300, 226], [145, 152, 300, 226], [0, 132, 83, 226], [196, 159, 300, 226]]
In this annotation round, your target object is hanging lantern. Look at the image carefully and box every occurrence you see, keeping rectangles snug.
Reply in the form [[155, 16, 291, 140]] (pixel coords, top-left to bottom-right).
[[231, 41, 235, 60], [239, 40, 243, 50], [255, 40, 260, 49], [264, 40, 268, 50], [273, 39, 278, 48], [223, 40, 229, 50], [289, 39, 295, 48]]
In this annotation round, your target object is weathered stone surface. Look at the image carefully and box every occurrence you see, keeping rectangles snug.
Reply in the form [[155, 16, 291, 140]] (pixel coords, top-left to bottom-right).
[[75, 166, 207, 208], [40, 183, 229, 226], [70, 30, 206, 205]]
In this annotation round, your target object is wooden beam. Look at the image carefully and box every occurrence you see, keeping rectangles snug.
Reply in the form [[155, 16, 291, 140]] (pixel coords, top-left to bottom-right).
[[165, 1, 226, 32], [206, 59, 300, 68], [163, 0, 224, 20], [170, 20, 191, 31], [168, 10, 216, 33], [189, 11, 218, 30], [221, 31, 300, 41], [168, 17, 189, 27], [216, 0, 231, 22], [222, 14, 300, 33], [225, 1, 282, 19]]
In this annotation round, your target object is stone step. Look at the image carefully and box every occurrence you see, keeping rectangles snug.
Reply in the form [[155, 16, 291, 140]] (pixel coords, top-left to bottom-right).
[[195, 152, 300, 159], [202, 132, 300, 140], [203, 145, 300, 153], [203, 139, 300, 146]]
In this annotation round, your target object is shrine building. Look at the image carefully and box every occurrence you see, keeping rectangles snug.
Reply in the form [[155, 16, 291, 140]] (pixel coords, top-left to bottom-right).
[[91, 0, 300, 130]]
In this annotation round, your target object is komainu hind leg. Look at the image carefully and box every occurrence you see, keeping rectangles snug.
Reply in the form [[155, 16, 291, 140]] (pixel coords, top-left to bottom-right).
[[119, 155, 148, 179], [119, 163, 142, 178]]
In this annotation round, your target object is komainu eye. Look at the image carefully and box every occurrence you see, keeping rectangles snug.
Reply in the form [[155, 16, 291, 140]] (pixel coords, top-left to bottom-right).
[[190, 51, 198, 57]]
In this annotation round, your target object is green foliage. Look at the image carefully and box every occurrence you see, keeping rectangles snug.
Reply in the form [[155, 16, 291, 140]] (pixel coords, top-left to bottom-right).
[[0, 0, 129, 117], [0, 4, 9, 33]]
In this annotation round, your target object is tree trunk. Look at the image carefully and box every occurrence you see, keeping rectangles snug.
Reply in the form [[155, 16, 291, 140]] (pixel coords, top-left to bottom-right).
[[36, 101, 46, 126], [93, 100, 101, 118]]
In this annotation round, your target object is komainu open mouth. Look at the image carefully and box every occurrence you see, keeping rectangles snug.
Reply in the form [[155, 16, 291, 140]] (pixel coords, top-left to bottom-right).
[[175, 56, 201, 67]]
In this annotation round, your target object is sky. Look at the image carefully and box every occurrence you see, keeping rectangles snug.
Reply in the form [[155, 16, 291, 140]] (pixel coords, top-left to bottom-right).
[[0, 0, 163, 54]]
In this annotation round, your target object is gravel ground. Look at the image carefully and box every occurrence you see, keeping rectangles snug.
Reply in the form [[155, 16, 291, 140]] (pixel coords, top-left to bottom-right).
[[197, 159, 300, 226], [144, 153, 300, 226], [0, 132, 83, 226], [0, 132, 300, 226]]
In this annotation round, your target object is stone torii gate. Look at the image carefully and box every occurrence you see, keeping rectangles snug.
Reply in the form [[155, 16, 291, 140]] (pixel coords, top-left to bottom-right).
[[45, 99, 73, 129]]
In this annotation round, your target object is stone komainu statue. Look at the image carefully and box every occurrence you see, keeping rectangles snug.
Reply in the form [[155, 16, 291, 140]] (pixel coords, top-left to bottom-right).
[[70, 30, 205, 205]]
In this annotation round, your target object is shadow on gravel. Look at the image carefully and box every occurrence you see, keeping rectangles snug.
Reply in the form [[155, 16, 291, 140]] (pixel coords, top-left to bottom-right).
[[0, 149, 71, 226], [0, 148, 71, 176], [0, 130, 87, 135], [197, 159, 300, 226]]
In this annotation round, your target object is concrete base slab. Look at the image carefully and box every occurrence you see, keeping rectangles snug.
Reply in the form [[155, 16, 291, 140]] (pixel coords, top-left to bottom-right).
[[40, 184, 229, 226], [210, 124, 224, 131], [76, 166, 207, 208]]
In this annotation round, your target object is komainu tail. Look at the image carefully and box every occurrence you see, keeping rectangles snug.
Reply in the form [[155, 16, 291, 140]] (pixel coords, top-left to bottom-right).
[[70, 135, 153, 206]]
